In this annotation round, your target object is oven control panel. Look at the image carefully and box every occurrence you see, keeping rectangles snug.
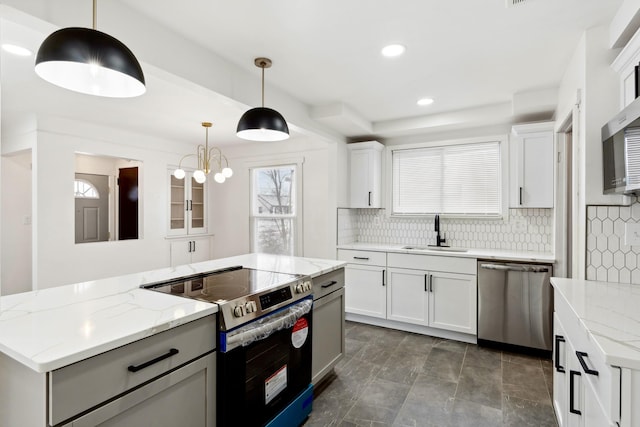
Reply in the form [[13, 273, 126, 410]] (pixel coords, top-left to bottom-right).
[[219, 277, 313, 330]]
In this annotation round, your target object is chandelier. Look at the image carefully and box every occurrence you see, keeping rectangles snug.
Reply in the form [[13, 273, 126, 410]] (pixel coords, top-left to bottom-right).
[[173, 122, 233, 184]]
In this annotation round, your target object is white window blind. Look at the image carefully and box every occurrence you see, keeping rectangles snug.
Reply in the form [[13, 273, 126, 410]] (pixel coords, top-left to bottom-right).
[[392, 141, 501, 216]]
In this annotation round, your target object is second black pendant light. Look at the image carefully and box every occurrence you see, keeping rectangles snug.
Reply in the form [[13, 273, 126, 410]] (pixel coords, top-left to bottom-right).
[[237, 58, 289, 142]]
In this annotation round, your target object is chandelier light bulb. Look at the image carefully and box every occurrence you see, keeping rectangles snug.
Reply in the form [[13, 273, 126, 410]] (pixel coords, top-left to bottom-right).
[[193, 169, 206, 183], [222, 167, 234, 178], [173, 168, 186, 179], [214, 172, 226, 183]]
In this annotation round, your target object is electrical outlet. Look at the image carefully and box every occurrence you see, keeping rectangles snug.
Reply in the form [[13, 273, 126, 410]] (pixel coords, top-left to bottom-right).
[[625, 223, 640, 246], [514, 218, 527, 233]]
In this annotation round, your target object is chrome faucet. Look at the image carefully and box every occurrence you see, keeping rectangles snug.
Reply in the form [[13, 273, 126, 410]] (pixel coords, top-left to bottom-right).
[[434, 214, 447, 247]]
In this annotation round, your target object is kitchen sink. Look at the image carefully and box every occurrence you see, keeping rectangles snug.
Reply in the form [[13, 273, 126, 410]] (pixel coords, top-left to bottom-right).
[[401, 245, 468, 253]]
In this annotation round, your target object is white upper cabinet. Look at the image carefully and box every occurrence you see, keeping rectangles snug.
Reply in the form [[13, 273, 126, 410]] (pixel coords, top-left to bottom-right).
[[168, 171, 208, 236], [510, 122, 555, 208], [348, 141, 383, 208]]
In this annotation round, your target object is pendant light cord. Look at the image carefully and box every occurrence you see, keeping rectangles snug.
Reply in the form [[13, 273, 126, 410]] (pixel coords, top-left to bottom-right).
[[92, 0, 97, 30]]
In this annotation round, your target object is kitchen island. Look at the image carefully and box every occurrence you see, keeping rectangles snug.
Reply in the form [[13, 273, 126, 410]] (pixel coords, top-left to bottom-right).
[[0, 253, 345, 426], [551, 278, 640, 427]]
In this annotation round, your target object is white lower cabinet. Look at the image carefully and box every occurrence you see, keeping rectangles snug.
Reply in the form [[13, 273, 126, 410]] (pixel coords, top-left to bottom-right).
[[387, 268, 428, 325], [553, 295, 633, 427], [344, 263, 386, 318], [339, 249, 477, 339], [170, 236, 211, 267], [338, 249, 387, 319], [428, 271, 476, 334], [387, 267, 476, 334]]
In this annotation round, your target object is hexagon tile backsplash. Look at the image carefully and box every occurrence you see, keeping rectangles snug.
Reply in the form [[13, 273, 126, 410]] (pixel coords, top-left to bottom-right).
[[337, 208, 553, 253], [586, 203, 640, 284]]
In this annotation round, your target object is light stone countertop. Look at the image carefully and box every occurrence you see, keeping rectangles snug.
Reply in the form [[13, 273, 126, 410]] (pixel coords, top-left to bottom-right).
[[551, 277, 640, 370], [337, 242, 555, 263], [0, 253, 345, 373]]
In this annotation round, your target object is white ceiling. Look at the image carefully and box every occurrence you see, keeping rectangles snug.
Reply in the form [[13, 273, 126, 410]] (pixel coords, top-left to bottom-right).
[[0, 0, 626, 147]]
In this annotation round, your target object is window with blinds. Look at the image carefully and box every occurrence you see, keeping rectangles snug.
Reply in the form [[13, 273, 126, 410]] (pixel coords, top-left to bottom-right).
[[392, 141, 502, 216]]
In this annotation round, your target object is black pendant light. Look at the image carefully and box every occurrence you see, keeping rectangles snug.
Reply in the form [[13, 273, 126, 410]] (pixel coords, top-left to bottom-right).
[[237, 57, 289, 141], [35, 0, 145, 98]]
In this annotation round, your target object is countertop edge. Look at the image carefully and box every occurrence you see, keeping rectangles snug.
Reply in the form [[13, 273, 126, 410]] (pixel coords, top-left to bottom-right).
[[6, 307, 219, 373], [336, 243, 556, 263], [551, 277, 640, 371], [0, 254, 345, 373]]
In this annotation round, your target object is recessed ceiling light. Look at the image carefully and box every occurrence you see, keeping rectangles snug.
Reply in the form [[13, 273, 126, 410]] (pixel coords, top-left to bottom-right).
[[2, 44, 32, 56], [381, 44, 406, 58], [417, 98, 434, 106]]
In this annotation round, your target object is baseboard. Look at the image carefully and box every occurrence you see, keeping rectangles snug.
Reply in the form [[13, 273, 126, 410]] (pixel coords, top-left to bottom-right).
[[345, 313, 477, 344]]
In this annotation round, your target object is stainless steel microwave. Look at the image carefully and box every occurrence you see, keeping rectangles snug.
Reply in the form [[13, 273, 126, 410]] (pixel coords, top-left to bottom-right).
[[602, 96, 640, 195]]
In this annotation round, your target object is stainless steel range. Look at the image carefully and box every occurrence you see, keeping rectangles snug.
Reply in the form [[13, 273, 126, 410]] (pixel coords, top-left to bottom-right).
[[143, 265, 315, 427]]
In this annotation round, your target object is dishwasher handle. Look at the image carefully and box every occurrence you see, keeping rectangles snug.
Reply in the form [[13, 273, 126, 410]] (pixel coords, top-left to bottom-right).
[[479, 263, 549, 273]]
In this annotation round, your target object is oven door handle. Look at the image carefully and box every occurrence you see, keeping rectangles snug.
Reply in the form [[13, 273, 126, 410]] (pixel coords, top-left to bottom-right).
[[223, 299, 313, 352]]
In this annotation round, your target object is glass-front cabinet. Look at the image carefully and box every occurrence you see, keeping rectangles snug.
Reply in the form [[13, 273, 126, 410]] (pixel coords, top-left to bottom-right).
[[168, 171, 207, 236]]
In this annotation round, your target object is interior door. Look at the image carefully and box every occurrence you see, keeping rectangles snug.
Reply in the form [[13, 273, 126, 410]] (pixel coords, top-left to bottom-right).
[[75, 173, 109, 243], [118, 167, 139, 240]]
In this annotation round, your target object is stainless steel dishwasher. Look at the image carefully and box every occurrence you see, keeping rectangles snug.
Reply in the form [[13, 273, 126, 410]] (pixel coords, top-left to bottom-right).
[[477, 261, 553, 353]]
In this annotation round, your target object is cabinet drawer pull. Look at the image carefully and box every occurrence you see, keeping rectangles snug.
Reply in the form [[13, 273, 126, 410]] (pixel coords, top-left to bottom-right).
[[569, 370, 582, 415], [368, 191, 372, 206], [576, 351, 599, 376], [353, 256, 370, 260], [424, 274, 427, 292], [382, 269, 386, 286], [429, 274, 433, 292], [519, 187, 523, 205], [554, 335, 566, 373], [320, 280, 338, 289], [128, 348, 179, 373]]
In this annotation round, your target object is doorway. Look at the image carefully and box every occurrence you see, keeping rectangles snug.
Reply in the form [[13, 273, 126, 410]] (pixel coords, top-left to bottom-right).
[[556, 104, 579, 279], [118, 167, 139, 240]]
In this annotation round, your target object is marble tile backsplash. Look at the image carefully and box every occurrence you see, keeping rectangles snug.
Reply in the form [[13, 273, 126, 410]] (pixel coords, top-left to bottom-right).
[[586, 201, 640, 284], [337, 207, 553, 253]]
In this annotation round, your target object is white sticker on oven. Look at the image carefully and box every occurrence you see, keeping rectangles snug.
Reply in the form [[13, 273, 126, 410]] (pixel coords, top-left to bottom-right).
[[291, 317, 309, 348], [265, 365, 287, 405]]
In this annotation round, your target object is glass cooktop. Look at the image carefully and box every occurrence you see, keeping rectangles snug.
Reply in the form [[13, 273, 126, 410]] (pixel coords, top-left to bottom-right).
[[143, 266, 302, 303]]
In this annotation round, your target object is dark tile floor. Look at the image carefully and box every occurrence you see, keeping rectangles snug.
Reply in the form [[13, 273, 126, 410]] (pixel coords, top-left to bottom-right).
[[305, 321, 557, 427]]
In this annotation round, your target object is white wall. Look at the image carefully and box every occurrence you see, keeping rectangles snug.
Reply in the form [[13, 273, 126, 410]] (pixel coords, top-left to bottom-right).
[[555, 25, 625, 279], [31, 119, 184, 289], [210, 136, 341, 260], [1, 151, 32, 295]]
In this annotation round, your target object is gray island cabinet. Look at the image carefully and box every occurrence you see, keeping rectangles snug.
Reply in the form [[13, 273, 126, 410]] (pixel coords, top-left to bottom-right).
[[0, 315, 217, 427], [0, 253, 346, 427]]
